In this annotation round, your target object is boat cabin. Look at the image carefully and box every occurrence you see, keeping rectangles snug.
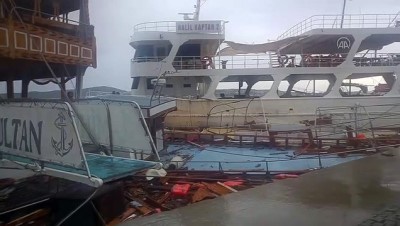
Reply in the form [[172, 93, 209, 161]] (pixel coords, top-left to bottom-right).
[[0, 0, 96, 99]]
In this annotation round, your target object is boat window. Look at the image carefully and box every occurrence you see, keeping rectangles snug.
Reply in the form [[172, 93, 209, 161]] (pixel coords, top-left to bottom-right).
[[183, 84, 192, 88], [215, 75, 273, 99], [156, 47, 166, 58], [131, 77, 140, 89], [340, 73, 396, 97], [166, 84, 173, 88], [173, 43, 202, 70], [146, 78, 156, 89], [133, 42, 172, 62], [134, 45, 154, 61], [278, 74, 336, 98]]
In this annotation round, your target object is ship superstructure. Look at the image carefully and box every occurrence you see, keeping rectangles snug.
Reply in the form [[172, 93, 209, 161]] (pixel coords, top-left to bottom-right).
[[130, 6, 400, 129]]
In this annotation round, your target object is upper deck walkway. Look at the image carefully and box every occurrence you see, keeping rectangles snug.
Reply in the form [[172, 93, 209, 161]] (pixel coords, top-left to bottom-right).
[[123, 148, 400, 226], [278, 14, 400, 40]]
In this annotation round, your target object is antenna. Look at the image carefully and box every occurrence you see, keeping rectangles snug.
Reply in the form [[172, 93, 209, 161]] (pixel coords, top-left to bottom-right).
[[179, 0, 204, 21], [340, 0, 347, 28], [193, 0, 201, 21]]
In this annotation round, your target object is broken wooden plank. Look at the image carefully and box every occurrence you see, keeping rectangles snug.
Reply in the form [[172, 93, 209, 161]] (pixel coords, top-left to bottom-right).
[[191, 187, 216, 203], [143, 195, 171, 211], [6, 209, 50, 226], [201, 182, 233, 196], [157, 192, 171, 204], [217, 182, 238, 193]]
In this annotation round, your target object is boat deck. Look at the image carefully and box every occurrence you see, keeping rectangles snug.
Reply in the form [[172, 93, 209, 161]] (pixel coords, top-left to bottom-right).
[[161, 144, 365, 171], [2, 153, 157, 183], [123, 148, 400, 226]]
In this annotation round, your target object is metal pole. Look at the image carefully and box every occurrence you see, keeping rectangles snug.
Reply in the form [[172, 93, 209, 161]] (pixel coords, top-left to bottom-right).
[[318, 151, 323, 169], [340, 0, 347, 28]]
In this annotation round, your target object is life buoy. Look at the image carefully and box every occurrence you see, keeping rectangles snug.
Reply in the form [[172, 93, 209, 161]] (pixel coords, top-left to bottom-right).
[[201, 56, 212, 67], [278, 55, 289, 66]]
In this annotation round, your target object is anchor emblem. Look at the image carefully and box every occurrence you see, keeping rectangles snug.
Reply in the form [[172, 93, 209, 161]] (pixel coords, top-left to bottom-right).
[[51, 112, 73, 157]]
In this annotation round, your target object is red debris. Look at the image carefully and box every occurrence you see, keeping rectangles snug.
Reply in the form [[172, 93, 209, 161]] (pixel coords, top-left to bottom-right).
[[223, 180, 244, 187], [171, 184, 191, 196], [273, 174, 299, 179]]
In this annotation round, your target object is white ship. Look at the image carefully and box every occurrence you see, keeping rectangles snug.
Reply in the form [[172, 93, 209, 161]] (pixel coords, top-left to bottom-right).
[[130, 1, 400, 129]]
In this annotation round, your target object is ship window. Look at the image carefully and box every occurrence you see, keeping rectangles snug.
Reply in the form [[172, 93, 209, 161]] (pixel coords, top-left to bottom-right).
[[340, 73, 396, 97], [183, 84, 192, 88], [156, 47, 166, 58], [176, 44, 201, 56], [146, 78, 155, 89], [278, 74, 336, 98], [166, 84, 173, 88], [215, 75, 273, 99], [131, 77, 140, 89], [135, 45, 154, 59], [174, 43, 202, 70]]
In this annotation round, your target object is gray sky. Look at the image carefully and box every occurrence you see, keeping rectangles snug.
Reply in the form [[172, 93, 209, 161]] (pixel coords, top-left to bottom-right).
[[3, 0, 400, 92]]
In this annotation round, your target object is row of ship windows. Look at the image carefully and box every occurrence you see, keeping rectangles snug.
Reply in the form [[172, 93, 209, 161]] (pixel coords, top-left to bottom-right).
[[147, 83, 192, 89], [131, 78, 192, 89], [0, 28, 93, 59]]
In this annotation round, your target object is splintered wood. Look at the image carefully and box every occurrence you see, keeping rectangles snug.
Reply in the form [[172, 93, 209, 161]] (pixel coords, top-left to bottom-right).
[[107, 170, 273, 224]]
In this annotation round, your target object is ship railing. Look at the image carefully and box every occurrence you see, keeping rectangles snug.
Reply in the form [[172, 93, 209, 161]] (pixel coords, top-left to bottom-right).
[[10, 6, 89, 27], [133, 20, 225, 34], [353, 52, 400, 67], [134, 21, 178, 32], [280, 52, 400, 68], [171, 55, 271, 70], [278, 14, 400, 40], [131, 56, 166, 63], [133, 53, 400, 69]]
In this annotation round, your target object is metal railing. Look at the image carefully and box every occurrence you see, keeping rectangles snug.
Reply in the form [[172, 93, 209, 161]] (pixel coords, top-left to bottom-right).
[[169, 55, 271, 70], [11, 6, 86, 26], [134, 21, 178, 32], [313, 103, 400, 145], [133, 20, 225, 34], [278, 14, 400, 40], [353, 53, 400, 67], [131, 56, 166, 63], [132, 53, 400, 69]]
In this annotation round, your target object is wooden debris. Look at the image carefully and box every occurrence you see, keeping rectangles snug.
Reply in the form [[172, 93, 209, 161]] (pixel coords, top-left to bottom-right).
[[201, 182, 233, 196], [191, 187, 216, 203], [5, 209, 50, 226], [217, 182, 238, 193]]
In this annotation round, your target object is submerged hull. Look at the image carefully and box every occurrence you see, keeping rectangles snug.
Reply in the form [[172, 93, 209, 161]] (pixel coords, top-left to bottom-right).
[[165, 96, 400, 129]]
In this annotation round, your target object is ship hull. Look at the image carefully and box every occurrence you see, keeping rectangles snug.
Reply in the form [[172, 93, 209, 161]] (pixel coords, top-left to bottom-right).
[[165, 96, 400, 129]]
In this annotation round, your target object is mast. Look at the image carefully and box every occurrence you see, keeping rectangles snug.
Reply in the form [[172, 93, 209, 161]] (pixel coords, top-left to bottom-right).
[[194, 0, 201, 21], [340, 0, 347, 28], [180, 0, 203, 20]]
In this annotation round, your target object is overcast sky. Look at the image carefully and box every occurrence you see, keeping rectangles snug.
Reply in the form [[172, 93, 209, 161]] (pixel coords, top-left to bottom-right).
[[3, 0, 400, 93]]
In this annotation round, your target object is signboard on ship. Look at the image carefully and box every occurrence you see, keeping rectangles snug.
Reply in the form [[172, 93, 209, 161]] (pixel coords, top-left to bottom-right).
[[0, 104, 84, 169], [176, 20, 222, 34]]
